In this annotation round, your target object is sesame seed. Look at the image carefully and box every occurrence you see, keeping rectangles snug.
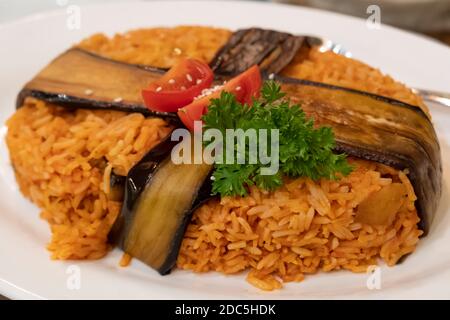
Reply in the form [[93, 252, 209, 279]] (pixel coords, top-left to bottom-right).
[[168, 79, 176, 84], [156, 86, 162, 92], [173, 47, 182, 55], [196, 79, 202, 85], [113, 97, 123, 103], [186, 74, 193, 82], [194, 85, 223, 100], [210, 176, 215, 180], [268, 73, 275, 80], [84, 89, 93, 95], [235, 86, 241, 91]]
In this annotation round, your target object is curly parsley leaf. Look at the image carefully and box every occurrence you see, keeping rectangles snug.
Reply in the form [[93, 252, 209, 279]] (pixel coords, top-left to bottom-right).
[[210, 164, 256, 197], [202, 81, 353, 197]]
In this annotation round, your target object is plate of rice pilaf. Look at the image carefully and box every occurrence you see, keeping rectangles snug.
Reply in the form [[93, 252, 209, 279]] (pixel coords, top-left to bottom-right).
[[1, 0, 450, 299]]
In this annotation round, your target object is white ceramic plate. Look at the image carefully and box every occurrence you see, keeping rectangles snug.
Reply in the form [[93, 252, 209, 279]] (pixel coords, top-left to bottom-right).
[[1, 0, 450, 300]]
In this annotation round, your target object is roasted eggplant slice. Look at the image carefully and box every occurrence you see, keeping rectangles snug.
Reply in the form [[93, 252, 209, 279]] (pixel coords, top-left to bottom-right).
[[210, 28, 305, 76], [16, 48, 178, 121], [274, 76, 441, 233], [109, 138, 213, 274]]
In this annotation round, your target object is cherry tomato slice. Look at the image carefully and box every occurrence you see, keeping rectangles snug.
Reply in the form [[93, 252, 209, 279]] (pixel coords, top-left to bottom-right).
[[177, 65, 262, 131], [142, 59, 213, 112]]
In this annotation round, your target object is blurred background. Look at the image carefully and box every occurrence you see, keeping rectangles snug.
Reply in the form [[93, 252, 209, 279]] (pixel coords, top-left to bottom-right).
[[277, 0, 450, 44], [0, 0, 449, 44]]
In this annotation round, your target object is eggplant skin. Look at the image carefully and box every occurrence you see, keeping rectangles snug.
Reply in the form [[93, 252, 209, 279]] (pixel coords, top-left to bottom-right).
[[108, 137, 214, 275], [16, 48, 179, 122], [274, 75, 442, 233], [17, 89, 179, 122], [210, 28, 305, 76], [108, 172, 126, 202]]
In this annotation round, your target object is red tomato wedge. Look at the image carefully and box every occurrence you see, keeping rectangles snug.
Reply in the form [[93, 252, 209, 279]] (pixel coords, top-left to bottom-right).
[[178, 65, 262, 131], [141, 59, 213, 112]]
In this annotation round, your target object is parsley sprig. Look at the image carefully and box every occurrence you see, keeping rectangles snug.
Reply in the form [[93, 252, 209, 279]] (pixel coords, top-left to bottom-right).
[[202, 81, 353, 197]]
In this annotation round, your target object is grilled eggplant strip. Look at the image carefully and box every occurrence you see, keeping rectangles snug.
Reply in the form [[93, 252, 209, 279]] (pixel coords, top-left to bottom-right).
[[210, 28, 305, 76], [109, 137, 213, 274], [274, 76, 441, 232], [16, 48, 178, 121]]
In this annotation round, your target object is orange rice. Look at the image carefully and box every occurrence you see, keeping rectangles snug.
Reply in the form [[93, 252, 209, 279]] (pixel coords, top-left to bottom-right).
[[5, 26, 424, 290], [6, 99, 171, 259], [177, 159, 422, 290]]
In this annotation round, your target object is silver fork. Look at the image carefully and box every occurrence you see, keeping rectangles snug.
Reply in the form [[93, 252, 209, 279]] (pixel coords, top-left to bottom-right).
[[306, 36, 450, 108]]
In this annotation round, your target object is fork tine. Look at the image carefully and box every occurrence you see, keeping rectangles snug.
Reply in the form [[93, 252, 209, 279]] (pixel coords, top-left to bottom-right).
[[305, 36, 352, 57]]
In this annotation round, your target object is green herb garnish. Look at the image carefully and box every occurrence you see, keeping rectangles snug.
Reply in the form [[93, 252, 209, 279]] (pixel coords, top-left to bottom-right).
[[202, 81, 353, 197]]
